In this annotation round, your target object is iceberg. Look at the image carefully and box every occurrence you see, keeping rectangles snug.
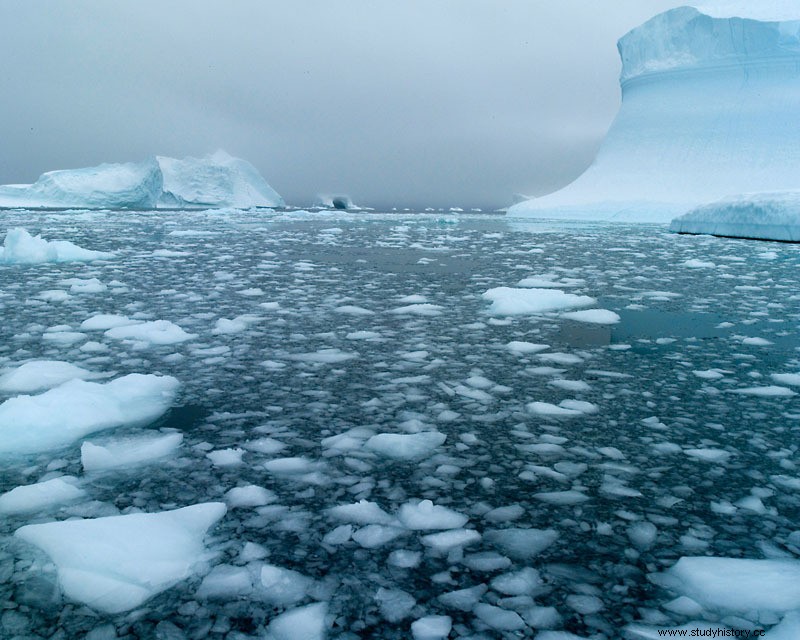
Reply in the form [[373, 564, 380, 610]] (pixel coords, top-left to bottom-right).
[[0, 151, 283, 210], [315, 193, 357, 210], [157, 150, 284, 208], [509, 3, 800, 222], [670, 191, 800, 241]]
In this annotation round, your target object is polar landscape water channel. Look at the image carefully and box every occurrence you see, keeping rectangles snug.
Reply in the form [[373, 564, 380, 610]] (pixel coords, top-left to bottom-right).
[[0, 208, 798, 639]]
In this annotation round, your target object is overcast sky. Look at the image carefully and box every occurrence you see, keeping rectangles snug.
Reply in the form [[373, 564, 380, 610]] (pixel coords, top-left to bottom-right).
[[0, 1, 688, 209]]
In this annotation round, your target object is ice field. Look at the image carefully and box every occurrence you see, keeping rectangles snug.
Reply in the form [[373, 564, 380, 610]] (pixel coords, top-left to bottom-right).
[[0, 208, 799, 639]]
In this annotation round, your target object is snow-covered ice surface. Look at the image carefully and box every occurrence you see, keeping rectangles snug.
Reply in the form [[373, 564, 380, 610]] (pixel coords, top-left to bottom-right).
[[1, 209, 799, 638]]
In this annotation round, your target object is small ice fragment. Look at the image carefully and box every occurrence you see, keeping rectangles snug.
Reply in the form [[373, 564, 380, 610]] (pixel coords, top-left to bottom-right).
[[411, 615, 452, 640], [397, 499, 468, 530]]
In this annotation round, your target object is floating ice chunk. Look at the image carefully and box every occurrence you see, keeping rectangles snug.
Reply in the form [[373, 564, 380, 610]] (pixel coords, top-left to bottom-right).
[[206, 448, 245, 467], [482, 287, 595, 316], [682, 259, 716, 268], [327, 500, 394, 525], [484, 504, 525, 523], [491, 568, 543, 596], [196, 564, 253, 600], [81, 433, 183, 471], [627, 522, 658, 550], [462, 551, 513, 572], [14, 502, 226, 613], [259, 564, 313, 606], [693, 369, 725, 380], [322, 524, 352, 545], [391, 303, 444, 316], [225, 485, 276, 508], [420, 528, 481, 552], [265, 602, 327, 640], [365, 431, 446, 460], [561, 309, 620, 324], [0, 360, 97, 393], [438, 584, 488, 611], [346, 330, 382, 340], [0, 374, 179, 455], [533, 491, 590, 505], [474, 603, 526, 631], [0, 228, 113, 264], [375, 587, 416, 622], [387, 549, 422, 568], [105, 320, 197, 345], [411, 615, 452, 640], [62, 277, 106, 294], [549, 379, 591, 392], [243, 436, 286, 454], [731, 386, 796, 397], [42, 330, 86, 346], [288, 349, 357, 364], [566, 594, 603, 614], [352, 524, 406, 549], [742, 336, 772, 346], [0, 476, 85, 515], [657, 557, 800, 615], [506, 341, 550, 354], [684, 448, 732, 463], [264, 456, 317, 475], [80, 314, 139, 331], [527, 401, 587, 417], [485, 528, 558, 560], [537, 352, 583, 365], [772, 373, 800, 386], [334, 305, 374, 315], [212, 317, 248, 334], [397, 500, 469, 530]]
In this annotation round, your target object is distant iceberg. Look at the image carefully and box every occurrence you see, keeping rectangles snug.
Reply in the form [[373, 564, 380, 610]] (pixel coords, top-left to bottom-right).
[[509, 3, 800, 222], [315, 193, 358, 210], [0, 151, 284, 210], [670, 191, 800, 241]]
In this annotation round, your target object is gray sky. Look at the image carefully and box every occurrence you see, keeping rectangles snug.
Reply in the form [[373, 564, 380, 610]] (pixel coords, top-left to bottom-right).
[[0, 1, 686, 209]]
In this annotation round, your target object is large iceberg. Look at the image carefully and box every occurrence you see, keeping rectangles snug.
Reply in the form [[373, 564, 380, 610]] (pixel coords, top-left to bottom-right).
[[157, 150, 284, 208], [509, 3, 800, 222], [0, 151, 283, 210]]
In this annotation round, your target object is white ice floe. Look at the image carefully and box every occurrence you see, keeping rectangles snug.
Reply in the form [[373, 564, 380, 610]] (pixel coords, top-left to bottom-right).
[[14, 502, 227, 613], [224, 485, 276, 508], [288, 348, 357, 364], [506, 341, 550, 354], [79, 314, 139, 331], [0, 228, 113, 264], [483, 287, 595, 316], [421, 528, 481, 552], [561, 309, 620, 324], [259, 563, 314, 606], [656, 557, 800, 615], [327, 500, 395, 525], [397, 500, 469, 530], [264, 602, 327, 640], [81, 433, 183, 471], [772, 373, 800, 386], [0, 360, 98, 393], [105, 320, 197, 346], [411, 615, 452, 640], [391, 303, 444, 316], [731, 385, 796, 397], [364, 431, 446, 460], [485, 528, 558, 559], [0, 476, 85, 515], [0, 374, 179, 455], [527, 400, 598, 417]]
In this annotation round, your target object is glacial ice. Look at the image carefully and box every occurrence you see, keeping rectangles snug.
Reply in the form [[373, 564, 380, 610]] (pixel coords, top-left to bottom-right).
[[0, 151, 283, 210], [0, 360, 98, 393], [0, 476, 85, 515], [0, 228, 113, 264], [104, 320, 197, 346], [80, 433, 184, 471], [0, 374, 179, 454], [508, 6, 800, 221], [482, 287, 595, 316], [14, 503, 227, 613], [670, 191, 800, 241]]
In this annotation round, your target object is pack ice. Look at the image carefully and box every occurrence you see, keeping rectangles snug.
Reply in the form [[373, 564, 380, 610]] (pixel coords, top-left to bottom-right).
[[0, 151, 283, 209], [0, 228, 113, 264], [14, 503, 227, 613], [508, 4, 800, 222]]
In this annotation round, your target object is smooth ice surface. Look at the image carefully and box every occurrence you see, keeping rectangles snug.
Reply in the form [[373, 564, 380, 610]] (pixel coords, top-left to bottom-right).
[[364, 432, 446, 459], [660, 557, 800, 614], [0, 360, 97, 393], [0, 476, 85, 515], [0, 374, 179, 454], [264, 602, 327, 640], [105, 320, 197, 345], [81, 433, 183, 471], [670, 192, 800, 241], [482, 287, 595, 316], [14, 503, 227, 613], [508, 6, 800, 221], [0, 228, 113, 263]]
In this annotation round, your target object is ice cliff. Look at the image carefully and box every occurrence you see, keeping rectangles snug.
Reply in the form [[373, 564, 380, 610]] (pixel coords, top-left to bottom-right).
[[508, 3, 800, 222], [0, 151, 284, 210]]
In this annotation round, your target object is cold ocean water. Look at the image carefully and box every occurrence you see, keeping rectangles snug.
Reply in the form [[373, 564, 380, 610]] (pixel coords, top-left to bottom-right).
[[0, 208, 799, 639]]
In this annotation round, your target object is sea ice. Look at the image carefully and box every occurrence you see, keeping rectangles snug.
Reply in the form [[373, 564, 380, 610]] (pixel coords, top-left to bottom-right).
[[483, 287, 595, 316], [364, 431, 446, 459], [0, 476, 85, 515], [0, 360, 97, 393], [105, 320, 197, 345], [397, 499, 469, 530], [81, 433, 183, 471], [561, 309, 620, 324], [0, 228, 113, 264], [264, 602, 327, 640], [14, 503, 227, 613], [0, 374, 180, 454]]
